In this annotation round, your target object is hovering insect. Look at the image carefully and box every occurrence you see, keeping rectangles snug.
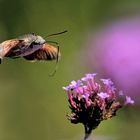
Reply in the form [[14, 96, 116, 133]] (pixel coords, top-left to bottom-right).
[[0, 30, 67, 64]]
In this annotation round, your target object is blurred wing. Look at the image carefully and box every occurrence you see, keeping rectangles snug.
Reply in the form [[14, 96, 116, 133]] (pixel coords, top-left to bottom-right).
[[23, 43, 60, 61], [5, 39, 41, 58], [0, 39, 24, 57]]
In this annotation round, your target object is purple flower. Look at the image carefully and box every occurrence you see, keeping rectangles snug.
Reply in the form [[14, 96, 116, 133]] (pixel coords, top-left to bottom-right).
[[81, 73, 97, 92], [101, 79, 116, 92], [100, 79, 113, 86], [98, 92, 109, 99], [62, 86, 71, 91], [81, 73, 96, 81], [82, 92, 90, 99], [125, 96, 135, 105], [63, 73, 134, 140]]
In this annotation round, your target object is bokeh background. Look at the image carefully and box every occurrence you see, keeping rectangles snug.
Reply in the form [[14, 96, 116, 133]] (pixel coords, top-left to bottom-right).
[[0, 0, 139, 140]]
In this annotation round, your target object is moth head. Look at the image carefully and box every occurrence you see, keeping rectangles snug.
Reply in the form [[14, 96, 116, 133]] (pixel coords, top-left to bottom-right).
[[34, 35, 46, 44]]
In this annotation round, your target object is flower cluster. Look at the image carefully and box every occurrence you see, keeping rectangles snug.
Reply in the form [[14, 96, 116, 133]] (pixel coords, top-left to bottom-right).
[[63, 73, 134, 140]]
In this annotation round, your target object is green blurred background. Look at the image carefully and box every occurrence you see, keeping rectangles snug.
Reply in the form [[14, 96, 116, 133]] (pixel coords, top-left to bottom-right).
[[0, 0, 139, 140]]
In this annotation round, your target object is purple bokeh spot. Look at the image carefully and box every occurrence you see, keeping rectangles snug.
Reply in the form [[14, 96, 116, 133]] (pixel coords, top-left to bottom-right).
[[87, 17, 140, 102]]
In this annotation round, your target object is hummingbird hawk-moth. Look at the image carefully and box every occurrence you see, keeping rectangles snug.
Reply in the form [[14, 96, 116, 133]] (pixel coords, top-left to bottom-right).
[[0, 31, 67, 64]]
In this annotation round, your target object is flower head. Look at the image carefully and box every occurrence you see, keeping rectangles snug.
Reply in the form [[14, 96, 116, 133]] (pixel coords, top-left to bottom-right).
[[63, 73, 134, 140]]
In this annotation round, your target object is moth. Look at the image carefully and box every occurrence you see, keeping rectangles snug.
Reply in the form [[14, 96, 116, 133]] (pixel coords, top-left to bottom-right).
[[0, 31, 67, 64]]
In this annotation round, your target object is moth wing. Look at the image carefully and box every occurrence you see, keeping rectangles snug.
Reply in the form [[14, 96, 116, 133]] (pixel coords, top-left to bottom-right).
[[4, 40, 28, 57], [23, 44, 60, 61], [0, 39, 24, 57]]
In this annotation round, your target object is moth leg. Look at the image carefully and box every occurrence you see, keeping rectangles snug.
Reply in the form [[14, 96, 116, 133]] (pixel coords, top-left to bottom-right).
[[46, 41, 60, 76]]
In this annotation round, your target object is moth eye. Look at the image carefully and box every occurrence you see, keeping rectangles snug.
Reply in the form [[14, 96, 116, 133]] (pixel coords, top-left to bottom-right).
[[32, 33, 36, 36]]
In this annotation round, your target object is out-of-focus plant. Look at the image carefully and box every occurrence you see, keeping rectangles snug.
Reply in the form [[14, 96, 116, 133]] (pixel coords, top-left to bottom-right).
[[87, 17, 140, 102]]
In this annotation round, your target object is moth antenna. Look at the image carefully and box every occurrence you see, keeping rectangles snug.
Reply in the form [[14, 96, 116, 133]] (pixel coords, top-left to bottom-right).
[[45, 30, 68, 38]]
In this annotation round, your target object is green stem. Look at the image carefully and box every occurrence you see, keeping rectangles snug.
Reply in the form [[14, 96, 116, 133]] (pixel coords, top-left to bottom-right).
[[84, 124, 92, 140]]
